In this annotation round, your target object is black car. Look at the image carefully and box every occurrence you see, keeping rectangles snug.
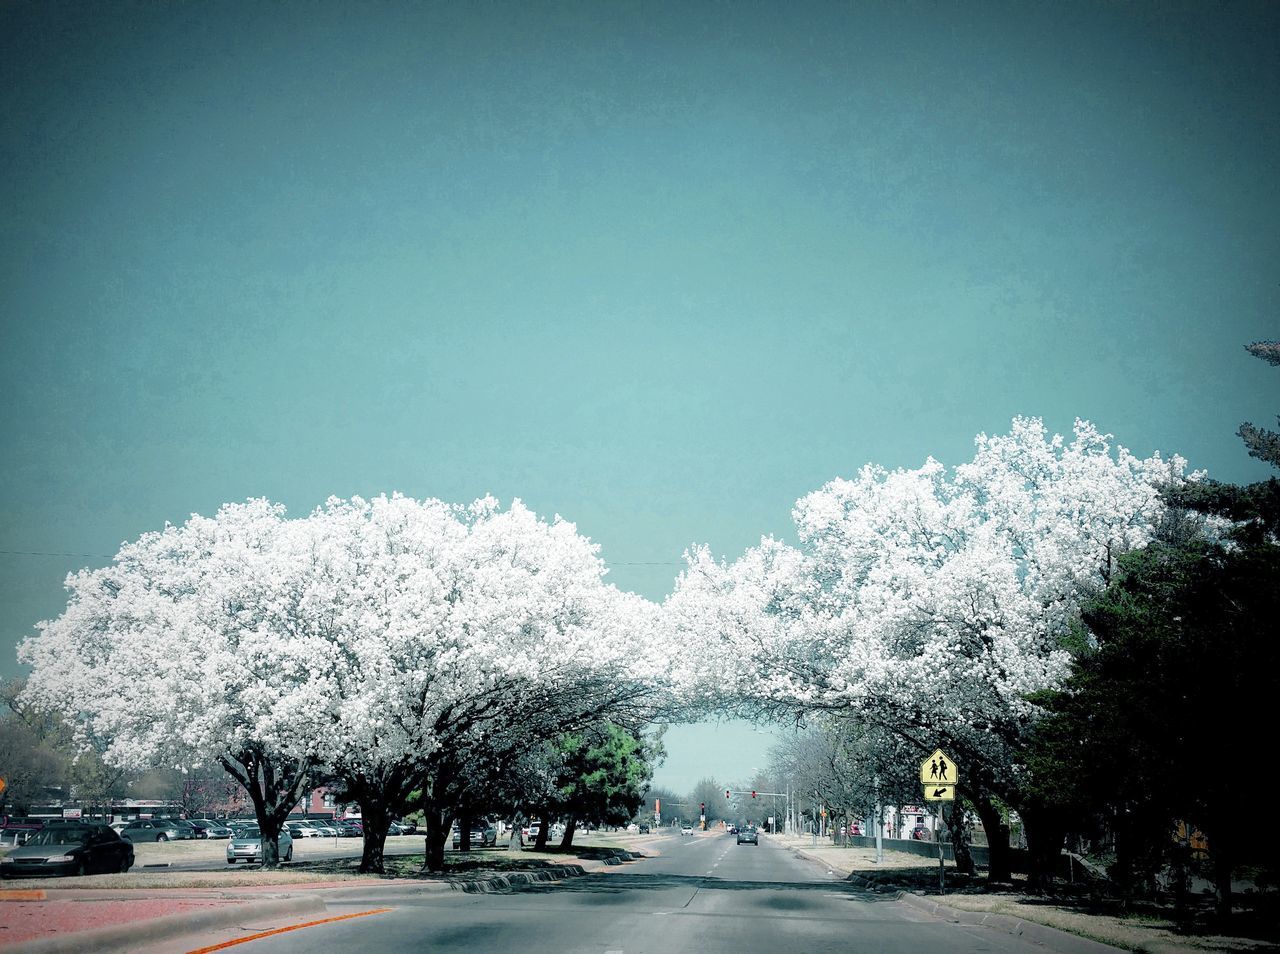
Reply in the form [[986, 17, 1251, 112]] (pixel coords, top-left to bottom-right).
[[737, 826, 759, 845], [0, 824, 133, 878]]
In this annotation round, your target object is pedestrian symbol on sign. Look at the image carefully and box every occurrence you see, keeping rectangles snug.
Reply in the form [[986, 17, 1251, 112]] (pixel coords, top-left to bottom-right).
[[919, 749, 959, 787]]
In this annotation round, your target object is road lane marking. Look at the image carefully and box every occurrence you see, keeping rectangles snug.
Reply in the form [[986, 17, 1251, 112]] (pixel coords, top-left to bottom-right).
[[184, 907, 393, 953]]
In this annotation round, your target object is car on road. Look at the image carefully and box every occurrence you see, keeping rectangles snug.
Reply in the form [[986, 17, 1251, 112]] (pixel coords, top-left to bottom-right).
[[849, 823, 862, 836], [910, 825, 930, 840], [120, 819, 181, 842], [638, 824, 650, 834], [727, 826, 739, 834], [680, 825, 694, 836], [226, 826, 293, 864], [737, 826, 759, 845], [0, 824, 133, 878]]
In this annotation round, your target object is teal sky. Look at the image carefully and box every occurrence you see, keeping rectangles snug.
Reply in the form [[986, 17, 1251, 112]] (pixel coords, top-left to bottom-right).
[[2, 1, 1277, 794]]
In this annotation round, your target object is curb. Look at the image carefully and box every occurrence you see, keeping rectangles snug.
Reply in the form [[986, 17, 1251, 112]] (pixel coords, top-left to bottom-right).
[[8, 895, 327, 954], [453, 863, 589, 893], [779, 840, 1124, 954], [842, 872, 1123, 953]]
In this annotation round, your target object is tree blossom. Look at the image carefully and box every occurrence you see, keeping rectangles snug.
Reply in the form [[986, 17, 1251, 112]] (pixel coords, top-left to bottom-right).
[[665, 417, 1193, 853]]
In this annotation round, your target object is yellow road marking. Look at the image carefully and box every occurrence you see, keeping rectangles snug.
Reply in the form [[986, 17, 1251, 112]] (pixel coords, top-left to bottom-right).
[[185, 907, 393, 953], [0, 889, 46, 901]]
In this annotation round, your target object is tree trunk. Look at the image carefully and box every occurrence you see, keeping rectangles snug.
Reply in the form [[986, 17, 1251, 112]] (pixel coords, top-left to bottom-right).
[[971, 793, 1012, 883], [1213, 844, 1233, 921], [258, 811, 283, 868], [1022, 805, 1065, 894], [947, 801, 975, 876], [459, 810, 472, 852], [219, 748, 312, 871], [560, 814, 578, 850], [534, 812, 550, 851], [423, 809, 450, 872], [357, 797, 391, 874]]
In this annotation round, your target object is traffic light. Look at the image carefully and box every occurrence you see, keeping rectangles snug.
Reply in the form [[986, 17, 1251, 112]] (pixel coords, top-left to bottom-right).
[[700, 802, 705, 812], [751, 790, 757, 799], [725, 789, 730, 799]]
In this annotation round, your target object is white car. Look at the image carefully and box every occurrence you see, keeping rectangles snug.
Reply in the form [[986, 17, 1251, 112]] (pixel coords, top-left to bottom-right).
[[681, 825, 694, 835], [226, 825, 293, 864]]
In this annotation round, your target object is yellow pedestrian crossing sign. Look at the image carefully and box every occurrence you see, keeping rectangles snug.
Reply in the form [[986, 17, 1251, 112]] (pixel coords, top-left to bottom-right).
[[924, 785, 955, 801], [920, 749, 957, 785]]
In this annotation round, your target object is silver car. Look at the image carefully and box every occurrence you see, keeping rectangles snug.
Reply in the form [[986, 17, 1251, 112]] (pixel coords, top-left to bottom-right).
[[226, 826, 293, 864], [120, 819, 181, 843]]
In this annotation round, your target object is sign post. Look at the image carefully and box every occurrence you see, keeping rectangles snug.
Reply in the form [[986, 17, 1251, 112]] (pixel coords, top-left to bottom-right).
[[920, 748, 960, 895]]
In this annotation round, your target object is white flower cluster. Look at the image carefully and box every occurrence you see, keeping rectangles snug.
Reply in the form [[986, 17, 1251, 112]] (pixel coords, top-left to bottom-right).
[[665, 417, 1191, 775], [19, 494, 667, 781]]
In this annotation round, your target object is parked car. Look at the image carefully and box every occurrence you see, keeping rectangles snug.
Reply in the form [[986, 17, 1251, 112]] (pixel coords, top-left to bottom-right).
[[849, 823, 862, 836], [391, 820, 417, 835], [452, 823, 498, 849], [910, 825, 930, 840], [226, 826, 293, 864], [737, 826, 759, 845], [189, 819, 232, 839], [120, 819, 181, 842], [336, 820, 364, 837], [168, 820, 199, 840], [0, 816, 46, 846], [291, 819, 331, 837], [1, 824, 133, 878]]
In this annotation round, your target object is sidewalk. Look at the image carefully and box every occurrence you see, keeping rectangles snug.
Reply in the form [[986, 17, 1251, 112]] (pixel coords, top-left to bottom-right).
[[772, 833, 1272, 953]]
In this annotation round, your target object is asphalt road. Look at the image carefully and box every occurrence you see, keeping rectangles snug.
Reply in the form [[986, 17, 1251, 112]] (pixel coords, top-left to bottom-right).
[[186, 831, 1059, 953]]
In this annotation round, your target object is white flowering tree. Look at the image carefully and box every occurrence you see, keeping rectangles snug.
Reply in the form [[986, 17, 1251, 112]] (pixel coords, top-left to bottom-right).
[[295, 494, 668, 872], [20, 494, 672, 872], [20, 499, 331, 866], [666, 418, 1190, 879]]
